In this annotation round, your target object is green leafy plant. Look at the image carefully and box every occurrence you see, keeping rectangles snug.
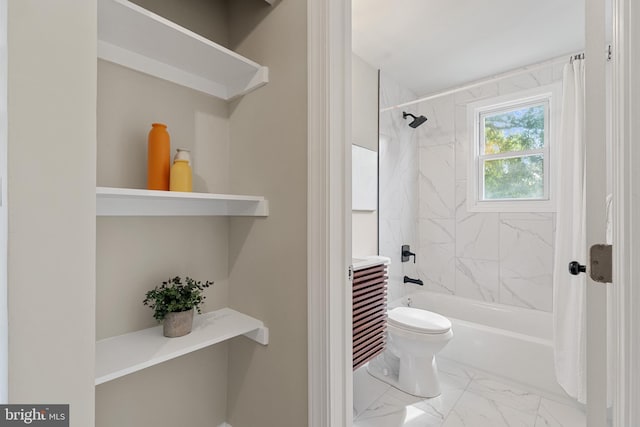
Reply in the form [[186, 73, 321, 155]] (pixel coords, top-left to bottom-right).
[[143, 276, 214, 321]]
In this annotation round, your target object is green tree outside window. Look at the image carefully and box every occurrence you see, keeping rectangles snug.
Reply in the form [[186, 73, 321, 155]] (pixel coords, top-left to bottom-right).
[[482, 104, 545, 200]]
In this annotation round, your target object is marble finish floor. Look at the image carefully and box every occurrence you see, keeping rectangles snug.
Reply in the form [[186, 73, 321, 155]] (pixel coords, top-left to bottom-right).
[[354, 358, 586, 427]]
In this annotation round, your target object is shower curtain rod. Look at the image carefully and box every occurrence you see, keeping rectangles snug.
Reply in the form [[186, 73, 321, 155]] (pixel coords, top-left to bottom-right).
[[380, 46, 612, 112], [571, 45, 613, 63], [379, 54, 569, 112], [570, 52, 585, 63]]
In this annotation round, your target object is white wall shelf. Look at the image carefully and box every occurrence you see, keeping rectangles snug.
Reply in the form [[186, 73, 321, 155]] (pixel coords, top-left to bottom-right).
[[96, 308, 269, 385], [97, 0, 269, 100], [96, 187, 269, 217]]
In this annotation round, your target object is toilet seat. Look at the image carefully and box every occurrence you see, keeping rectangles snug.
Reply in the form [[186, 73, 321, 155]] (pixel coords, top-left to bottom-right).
[[388, 307, 451, 334]]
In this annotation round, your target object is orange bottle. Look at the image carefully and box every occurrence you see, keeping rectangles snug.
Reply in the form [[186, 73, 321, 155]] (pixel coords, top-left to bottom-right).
[[147, 123, 170, 190]]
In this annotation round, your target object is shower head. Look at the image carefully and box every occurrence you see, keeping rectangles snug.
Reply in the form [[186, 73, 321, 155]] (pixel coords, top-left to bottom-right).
[[402, 112, 428, 128]]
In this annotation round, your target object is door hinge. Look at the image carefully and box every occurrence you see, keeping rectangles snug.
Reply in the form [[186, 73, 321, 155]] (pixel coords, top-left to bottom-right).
[[348, 265, 353, 281], [590, 244, 612, 283]]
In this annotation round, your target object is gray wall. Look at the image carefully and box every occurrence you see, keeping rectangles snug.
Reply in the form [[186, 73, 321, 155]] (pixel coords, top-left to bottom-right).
[[226, 0, 308, 426], [131, 0, 229, 47], [352, 54, 378, 152], [7, 1, 97, 425], [352, 54, 379, 258]]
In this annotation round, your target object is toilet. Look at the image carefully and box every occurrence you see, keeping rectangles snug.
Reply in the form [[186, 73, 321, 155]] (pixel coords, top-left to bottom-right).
[[367, 306, 453, 398]]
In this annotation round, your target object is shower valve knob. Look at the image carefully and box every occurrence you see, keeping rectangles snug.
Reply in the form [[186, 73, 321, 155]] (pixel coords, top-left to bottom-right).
[[568, 261, 587, 275], [401, 245, 416, 263]]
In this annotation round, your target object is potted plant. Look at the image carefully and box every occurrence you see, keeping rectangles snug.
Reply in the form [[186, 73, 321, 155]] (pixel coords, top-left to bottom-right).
[[143, 276, 213, 338]]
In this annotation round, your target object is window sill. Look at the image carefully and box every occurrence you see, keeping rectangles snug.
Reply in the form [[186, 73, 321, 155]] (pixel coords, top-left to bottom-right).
[[467, 200, 556, 213]]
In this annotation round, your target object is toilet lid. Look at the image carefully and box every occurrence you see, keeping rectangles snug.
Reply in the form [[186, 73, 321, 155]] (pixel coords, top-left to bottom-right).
[[388, 307, 451, 334]]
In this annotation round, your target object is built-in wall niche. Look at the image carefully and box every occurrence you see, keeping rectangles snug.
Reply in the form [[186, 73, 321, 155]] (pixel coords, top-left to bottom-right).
[[95, 0, 271, 416], [93, 0, 310, 425]]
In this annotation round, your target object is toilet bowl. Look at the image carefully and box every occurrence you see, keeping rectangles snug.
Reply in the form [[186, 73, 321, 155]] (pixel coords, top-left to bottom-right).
[[367, 306, 453, 398]]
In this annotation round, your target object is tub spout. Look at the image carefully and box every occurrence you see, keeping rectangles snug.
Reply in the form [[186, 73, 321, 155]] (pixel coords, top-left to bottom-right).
[[404, 276, 424, 286]]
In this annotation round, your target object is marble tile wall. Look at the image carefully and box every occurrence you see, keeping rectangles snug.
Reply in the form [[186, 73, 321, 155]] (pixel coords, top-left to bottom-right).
[[415, 62, 563, 312], [378, 72, 419, 302], [379, 61, 563, 312]]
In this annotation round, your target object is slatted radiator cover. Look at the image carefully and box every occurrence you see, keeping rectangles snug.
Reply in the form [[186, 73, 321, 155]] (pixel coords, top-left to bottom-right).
[[352, 262, 388, 370]]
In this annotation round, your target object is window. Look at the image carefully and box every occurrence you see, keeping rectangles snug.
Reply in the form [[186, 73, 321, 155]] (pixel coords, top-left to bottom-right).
[[467, 84, 561, 212]]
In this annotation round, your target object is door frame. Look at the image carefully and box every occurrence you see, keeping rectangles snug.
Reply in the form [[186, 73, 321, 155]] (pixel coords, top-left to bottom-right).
[[308, 0, 640, 425], [0, 0, 8, 404], [611, 0, 640, 425], [307, 0, 352, 426], [585, 0, 608, 424]]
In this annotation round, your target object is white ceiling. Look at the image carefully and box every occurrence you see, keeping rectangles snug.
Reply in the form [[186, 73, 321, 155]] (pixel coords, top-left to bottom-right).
[[352, 0, 584, 96]]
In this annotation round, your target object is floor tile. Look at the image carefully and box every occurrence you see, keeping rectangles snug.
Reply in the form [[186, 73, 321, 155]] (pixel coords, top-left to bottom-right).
[[355, 386, 462, 427], [353, 365, 392, 417], [354, 406, 409, 427], [353, 359, 586, 427], [413, 388, 465, 424], [468, 375, 542, 413], [437, 358, 475, 391], [356, 386, 425, 421], [442, 390, 538, 427], [534, 398, 586, 427]]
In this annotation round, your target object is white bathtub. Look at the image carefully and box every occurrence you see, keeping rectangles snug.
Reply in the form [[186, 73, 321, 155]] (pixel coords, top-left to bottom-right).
[[397, 291, 567, 398]]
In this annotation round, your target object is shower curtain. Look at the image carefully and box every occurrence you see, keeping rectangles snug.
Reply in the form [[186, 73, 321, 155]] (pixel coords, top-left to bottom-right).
[[553, 59, 587, 403]]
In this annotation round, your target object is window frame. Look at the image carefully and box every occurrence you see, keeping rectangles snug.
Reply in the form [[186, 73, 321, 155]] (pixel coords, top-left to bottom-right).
[[467, 83, 562, 212]]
